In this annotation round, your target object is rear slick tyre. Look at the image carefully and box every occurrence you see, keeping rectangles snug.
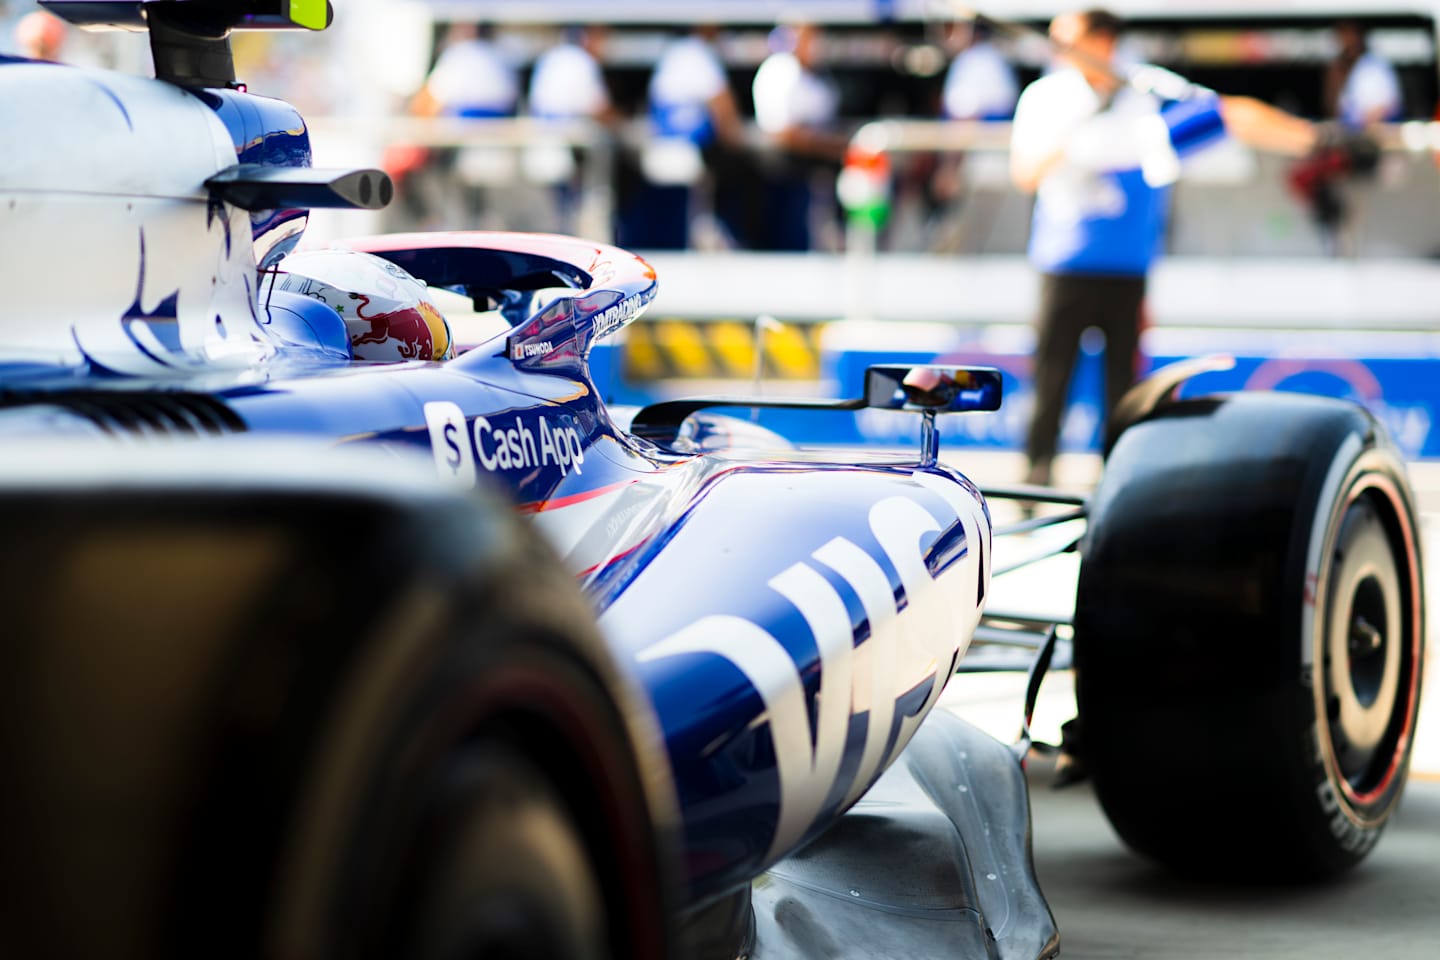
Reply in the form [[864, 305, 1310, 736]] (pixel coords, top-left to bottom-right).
[[1074, 392, 1425, 880]]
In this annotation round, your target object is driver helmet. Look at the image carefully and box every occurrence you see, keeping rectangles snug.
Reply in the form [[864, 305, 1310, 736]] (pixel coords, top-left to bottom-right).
[[276, 249, 453, 362]]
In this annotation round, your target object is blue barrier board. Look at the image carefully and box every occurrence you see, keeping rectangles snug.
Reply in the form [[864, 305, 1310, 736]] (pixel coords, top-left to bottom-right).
[[594, 332, 1440, 460]]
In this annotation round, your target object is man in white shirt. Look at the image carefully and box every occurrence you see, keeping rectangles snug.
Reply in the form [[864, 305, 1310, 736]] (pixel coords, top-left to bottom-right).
[[619, 25, 744, 249], [928, 19, 1019, 252], [942, 20, 1018, 123], [388, 23, 519, 231], [528, 24, 614, 123], [750, 21, 846, 251], [524, 25, 616, 235], [649, 26, 742, 150], [1010, 8, 1319, 486], [412, 23, 518, 119]]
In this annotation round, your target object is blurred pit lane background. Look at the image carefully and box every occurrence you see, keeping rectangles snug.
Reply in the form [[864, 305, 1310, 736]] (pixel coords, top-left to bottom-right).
[[8, 0, 1440, 456]]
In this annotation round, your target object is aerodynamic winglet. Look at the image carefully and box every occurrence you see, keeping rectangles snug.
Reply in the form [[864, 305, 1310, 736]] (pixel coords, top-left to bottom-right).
[[206, 165, 393, 212]]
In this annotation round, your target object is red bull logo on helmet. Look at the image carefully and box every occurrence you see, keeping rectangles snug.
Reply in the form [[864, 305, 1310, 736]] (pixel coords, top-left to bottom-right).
[[350, 297, 451, 362], [277, 249, 454, 362]]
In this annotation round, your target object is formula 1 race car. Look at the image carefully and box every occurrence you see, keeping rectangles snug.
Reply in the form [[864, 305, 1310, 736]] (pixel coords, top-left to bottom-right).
[[0, 4, 1426, 959]]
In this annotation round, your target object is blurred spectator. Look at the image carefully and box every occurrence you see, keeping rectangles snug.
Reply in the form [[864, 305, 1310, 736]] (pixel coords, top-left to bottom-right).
[[527, 24, 615, 123], [617, 24, 743, 250], [751, 21, 847, 251], [386, 23, 520, 231], [928, 19, 1019, 252], [1283, 19, 1396, 252], [940, 19, 1018, 123], [14, 8, 66, 62], [411, 22, 518, 119], [525, 24, 616, 236], [1326, 20, 1402, 129], [649, 25, 743, 151]]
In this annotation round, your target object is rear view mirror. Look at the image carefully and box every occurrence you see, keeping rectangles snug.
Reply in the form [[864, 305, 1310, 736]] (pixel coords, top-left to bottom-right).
[[864, 365, 1003, 413]]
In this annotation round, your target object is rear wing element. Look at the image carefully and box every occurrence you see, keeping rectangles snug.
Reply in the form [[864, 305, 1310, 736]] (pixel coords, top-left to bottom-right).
[[344, 232, 658, 367], [630, 364, 1003, 463]]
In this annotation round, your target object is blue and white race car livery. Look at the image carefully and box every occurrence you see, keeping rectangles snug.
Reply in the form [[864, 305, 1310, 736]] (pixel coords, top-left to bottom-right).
[[0, 4, 1426, 960]]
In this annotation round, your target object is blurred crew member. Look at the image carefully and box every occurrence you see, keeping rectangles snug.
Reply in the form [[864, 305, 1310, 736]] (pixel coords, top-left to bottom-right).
[[941, 19, 1018, 122], [620, 25, 743, 249], [527, 24, 615, 123], [1011, 8, 1320, 486], [928, 19, 1019, 252], [412, 22, 518, 119], [650, 25, 743, 152], [524, 25, 616, 235], [388, 23, 520, 230], [1284, 19, 1393, 251], [1326, 20, 1402, 129], [751, 21, 846, 251]]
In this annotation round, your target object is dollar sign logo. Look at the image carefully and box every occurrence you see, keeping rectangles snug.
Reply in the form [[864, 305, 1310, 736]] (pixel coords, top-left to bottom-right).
[[444, 422, 462, 471], [424, 401, 476, 490]]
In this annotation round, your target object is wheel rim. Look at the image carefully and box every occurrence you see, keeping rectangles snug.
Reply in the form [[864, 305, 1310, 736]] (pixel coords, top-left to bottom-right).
[[1317, 479, 1421, 810]]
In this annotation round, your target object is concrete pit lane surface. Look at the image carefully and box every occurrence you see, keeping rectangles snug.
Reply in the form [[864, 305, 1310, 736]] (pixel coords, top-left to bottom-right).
[[944, 670, 1440, 960]]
